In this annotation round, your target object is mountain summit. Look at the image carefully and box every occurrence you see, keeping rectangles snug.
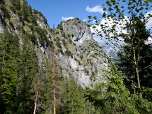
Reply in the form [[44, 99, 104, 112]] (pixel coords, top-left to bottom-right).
[[0, 0, 108, 87]]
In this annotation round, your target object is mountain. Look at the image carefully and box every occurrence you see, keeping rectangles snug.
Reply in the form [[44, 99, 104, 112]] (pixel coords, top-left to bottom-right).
[[0, 0, 109, 88], [104, 45, 118, 60]]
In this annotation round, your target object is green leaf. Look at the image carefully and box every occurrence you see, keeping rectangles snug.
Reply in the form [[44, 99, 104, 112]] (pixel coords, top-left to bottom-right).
[[92, 26, 96, 29], [93, 16, 97, 20], [103, 7, 106, 11], [121, 6, 124, 8], [103, 12, 107, 18], [88, 16, 92, 19]]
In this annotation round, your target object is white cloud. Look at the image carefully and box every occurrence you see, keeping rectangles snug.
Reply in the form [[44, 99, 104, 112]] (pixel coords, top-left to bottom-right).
[[86, 5, 107, 14], [83, 18, 87, 22], [90, 16, 128, 36], [145, 11, 152, 29], [93, 35, 105, 46], [145, 37, 152, 44], [62, 16, 74, 21], [90, 17, 129, 46], [90, 10, 152, 46]]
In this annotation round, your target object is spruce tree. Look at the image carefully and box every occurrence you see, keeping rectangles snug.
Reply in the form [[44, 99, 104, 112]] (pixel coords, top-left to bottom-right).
[[41, 49, 64, 114], [0, 30, 21, 113], [19, 35, 38, 113], [88, 0, 152, 98], [64, 77, 84, 114], [33, 66, 44, 114], [21, 0, 28, 21], [116, 18, 152, 93]]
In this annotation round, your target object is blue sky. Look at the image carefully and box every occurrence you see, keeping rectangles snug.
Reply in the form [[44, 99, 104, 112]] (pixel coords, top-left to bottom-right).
[[26, 0, 108, 45], [26, 0, 152, 46], [26, 0, 106, 28]]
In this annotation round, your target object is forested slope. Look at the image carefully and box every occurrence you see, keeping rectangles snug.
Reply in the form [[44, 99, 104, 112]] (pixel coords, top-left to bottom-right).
[[1, 0, 152, 114]]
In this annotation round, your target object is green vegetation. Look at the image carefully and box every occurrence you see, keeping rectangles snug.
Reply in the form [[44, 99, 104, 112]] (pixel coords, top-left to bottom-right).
[[65, 49, 72, 57], [86, 0, 152, 113], [48, 40, 54, 48], [55, 31, 59, 34], [62, 39, 66, 47], [57, 23, 63, 30], [68, 38, 72, 44], [35, 26, 47, 46], [10, 6, 16, 14], [0, 4, 10, 19], [80, 54, 83, 60], [9, 21, 14, 29], [1, 0, 152, 113], [22, 0, 28, 21], [0, 30, 38, 113], [55, 37, 62, 48], [67, 34, 70, 37], [12, 0, 21, 10]]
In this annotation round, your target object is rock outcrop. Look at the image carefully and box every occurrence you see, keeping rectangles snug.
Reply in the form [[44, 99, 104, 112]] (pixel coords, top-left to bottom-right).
[[0, 0, 109, 87]]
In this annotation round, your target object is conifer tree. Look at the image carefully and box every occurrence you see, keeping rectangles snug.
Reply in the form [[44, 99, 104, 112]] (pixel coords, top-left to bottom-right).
[[64, 77, 84, 114], [21, 0, 28, 21], [19, 35, 38, 113], [41, 48, 64, 114], [0, 30, 21, 113], [89, 0, 152, 98], [116, 18, 152, 93], [12, 0, 21, 10], [33, 66, 42, 114]]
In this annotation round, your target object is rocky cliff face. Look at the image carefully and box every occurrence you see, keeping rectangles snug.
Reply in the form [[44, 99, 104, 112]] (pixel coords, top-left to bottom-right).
[[53, 18, 109, 87], [0, 0, 108, 87]]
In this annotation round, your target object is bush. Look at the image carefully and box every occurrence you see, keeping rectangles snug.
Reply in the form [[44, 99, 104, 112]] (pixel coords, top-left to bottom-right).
[[80, 55, 83, 60], [29, 16, 37, 26], [75, 18, 80, 20], [68, 39, 72, 44], [73, 43, 76, 46], [58, 48, 64, 55], [1, 5, 10, 19], [17, 10, 22, 17], [62, 32, 65, 37], [65, 50, 72, 57], [91, 71, 95, 77], [57, 23, 63, 30], [28, 25, 34, 31], [55, 37, 61, 48], [55, 31, 59, 34], [10, 6, 16, 14], [12, 0, 21, 10], [35, 26, 47, 46], [68, 34, 70, 37], [84, 69, 89, 75], [48, 40, 54, 48], [62, 39, 66, 46], [56, 41, 61, 48], [29, 34, 38, 44], [35, 26, 42, 33], [9, 21, 14, 29]]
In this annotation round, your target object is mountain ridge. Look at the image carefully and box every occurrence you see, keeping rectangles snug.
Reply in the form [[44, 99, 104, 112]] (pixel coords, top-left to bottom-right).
[[0, 0, 109, 87]]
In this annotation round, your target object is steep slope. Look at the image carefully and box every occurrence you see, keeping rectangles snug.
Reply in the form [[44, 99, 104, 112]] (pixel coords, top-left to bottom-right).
[[0, 0, 108, 87], [54, 18, 109, 87]]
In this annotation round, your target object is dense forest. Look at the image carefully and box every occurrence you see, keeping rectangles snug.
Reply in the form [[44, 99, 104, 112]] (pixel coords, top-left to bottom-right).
[[0, 0, 152, 114]]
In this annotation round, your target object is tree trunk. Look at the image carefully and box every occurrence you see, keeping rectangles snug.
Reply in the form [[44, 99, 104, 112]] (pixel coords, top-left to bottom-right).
[[33, 90, 38, 114], [133, 47, 142, 98], [72, 99, 73, 114], [53, 56, 56, 114], [89, 102, 91, 114], [2, 49, 5, 70]]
